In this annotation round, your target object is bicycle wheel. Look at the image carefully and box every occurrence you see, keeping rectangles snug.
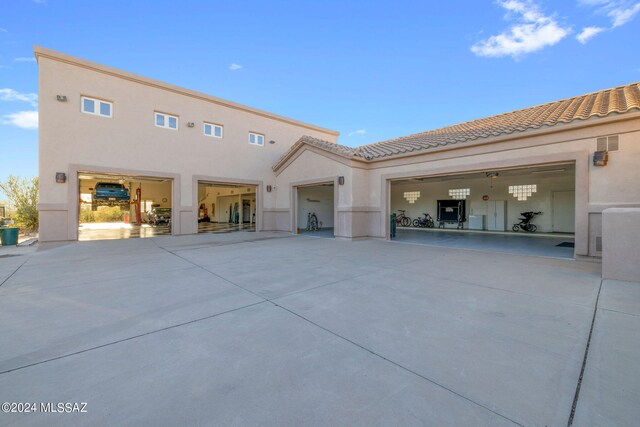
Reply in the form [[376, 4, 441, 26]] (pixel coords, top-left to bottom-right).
[[401, 217, 411, 227], [412, 219, 421, 227], [526, 224, 537, 232], [512, 224, 520, 232]]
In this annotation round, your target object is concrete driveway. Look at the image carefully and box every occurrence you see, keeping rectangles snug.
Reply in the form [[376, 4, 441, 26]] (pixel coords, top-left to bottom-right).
[[0, 232, 636, 426]]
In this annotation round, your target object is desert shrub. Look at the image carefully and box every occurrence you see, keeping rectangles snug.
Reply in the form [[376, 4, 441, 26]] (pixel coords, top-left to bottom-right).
[[0, 176, 38, 231]]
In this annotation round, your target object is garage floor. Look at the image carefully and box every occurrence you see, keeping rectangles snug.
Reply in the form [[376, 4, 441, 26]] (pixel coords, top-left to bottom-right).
[[197, 222, 256, 234], [78, 223, 171, 241], [1, 234, 635, 426], [394, 228, 575, 259], [298, 227, 334, 238]]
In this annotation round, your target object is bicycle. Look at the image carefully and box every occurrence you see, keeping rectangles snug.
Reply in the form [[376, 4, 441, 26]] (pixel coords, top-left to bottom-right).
[[306, 212, 319, 231], [512, 211, 541, 232], [412, 212, 435, 228], [395, 210, 412, 227]]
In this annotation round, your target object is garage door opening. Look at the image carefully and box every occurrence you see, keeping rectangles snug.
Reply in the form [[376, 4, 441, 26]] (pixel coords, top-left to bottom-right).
[[78, 173, 173, 241], [389, 163, 576, 258], [197, 182, 257, 234], [296, 183, 335, 238]]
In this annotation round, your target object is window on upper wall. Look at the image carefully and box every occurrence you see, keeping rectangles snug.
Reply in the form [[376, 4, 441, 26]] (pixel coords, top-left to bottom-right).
[[81, 96, 112, 118], [249, 132, 264, 146], [204, 123, 223, 138], [155, 112, 178, 130]]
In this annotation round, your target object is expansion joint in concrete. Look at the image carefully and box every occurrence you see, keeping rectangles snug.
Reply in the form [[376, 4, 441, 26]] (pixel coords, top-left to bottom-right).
[[568, 279, 604, 426]]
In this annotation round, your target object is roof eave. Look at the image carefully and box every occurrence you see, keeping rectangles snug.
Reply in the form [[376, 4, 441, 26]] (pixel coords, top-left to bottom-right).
[[362, 109, 640, 163], [272, 138, 364, 173], [33, 46, 340, 137]]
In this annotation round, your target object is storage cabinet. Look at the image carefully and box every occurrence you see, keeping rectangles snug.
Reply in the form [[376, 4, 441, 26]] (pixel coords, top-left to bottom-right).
[[487, 201, 507, 231], [469, 215, 485, 230]]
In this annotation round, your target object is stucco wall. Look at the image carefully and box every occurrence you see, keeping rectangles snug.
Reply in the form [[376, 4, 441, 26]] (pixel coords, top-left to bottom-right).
[[273, 148, 361, 237], [362, 117, 640, 254], [602, 208, 640, 282], [274, 115, 640, 255], [37, 49, 337, 241]]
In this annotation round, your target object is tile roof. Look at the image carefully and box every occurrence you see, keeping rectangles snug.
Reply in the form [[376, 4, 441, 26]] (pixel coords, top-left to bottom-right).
[[356, 81, 640, 159], [273, 136, 362, 170], [274, 81, 640, 170]]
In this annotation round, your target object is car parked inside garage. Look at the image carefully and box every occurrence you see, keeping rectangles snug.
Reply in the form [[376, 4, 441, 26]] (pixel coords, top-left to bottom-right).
[[92, 182, 131, 211]]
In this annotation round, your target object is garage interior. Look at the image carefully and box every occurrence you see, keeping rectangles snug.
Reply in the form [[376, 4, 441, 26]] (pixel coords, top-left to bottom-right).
[[296, 183, 335, 238], [78, 173, 172, 241], [197, 182, 257, 233], [390, 163, 576, 258]]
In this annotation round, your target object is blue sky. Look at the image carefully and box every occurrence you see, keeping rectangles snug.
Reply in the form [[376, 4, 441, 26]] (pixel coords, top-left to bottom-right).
[[1, 0, 639, 191]]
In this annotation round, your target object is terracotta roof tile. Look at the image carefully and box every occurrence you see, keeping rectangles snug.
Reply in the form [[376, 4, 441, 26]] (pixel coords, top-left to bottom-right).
[[356, 81, 640, 159], [273, 81, 640, 170]]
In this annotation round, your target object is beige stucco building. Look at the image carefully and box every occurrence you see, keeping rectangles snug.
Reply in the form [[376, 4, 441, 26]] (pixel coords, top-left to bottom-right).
[[36, 46, 640, 261]]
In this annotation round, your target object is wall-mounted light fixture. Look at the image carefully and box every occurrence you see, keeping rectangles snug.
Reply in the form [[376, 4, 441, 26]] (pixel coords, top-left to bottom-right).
[[266, 185, 272, 192], [338, 176, 345, 185], [593, 151, 608, 166], [56, 95, 67, 102], [269, 140, 276, 145], [55, 172, 67, 183], [187, 122, 195, 127]]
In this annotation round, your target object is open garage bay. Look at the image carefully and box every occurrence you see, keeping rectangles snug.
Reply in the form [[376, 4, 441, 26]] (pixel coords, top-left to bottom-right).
[[390, 163, 576, 258], [197, 182, 257, 234], [78, 173, 173, 241]]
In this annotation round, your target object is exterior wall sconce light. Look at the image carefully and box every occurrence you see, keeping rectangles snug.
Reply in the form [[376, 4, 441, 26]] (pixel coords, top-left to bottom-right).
[[56, 95, 67, 102], [187, 122, 195, 128], [269, 140, 276, 145], [338, 176, 345, 185], [593, 151, 608, 166], [266, 185, 272, 192], [55, 172, 67, 183]]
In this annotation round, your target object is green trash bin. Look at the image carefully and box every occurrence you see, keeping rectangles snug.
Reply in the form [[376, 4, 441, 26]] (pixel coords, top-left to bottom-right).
[[0, 227, 19, 246]]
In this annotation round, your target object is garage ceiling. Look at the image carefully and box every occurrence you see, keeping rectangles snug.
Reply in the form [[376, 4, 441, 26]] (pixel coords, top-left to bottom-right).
[[392, 163, 575, 185], [78, 173, 170, 183]]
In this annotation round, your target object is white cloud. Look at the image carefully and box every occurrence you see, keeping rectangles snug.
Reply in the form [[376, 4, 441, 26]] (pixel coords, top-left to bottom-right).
[[2, 111, 38, 129], [580, 1, 640, 27], [228, 63, 243, 71], [609, 2, 640, 26], [471, 0, 570, 59], [576, 26, 606, 43], [14, 57, 36, 63], [348, 129, 366, 136], [0, 28, 7, 33], [0, 88, 38, 107]]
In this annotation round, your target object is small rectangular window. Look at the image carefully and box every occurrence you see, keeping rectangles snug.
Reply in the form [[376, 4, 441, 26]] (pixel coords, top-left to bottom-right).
[[81, 96, 112, 118], [100, 102, 111, 117], [249, 132, 264, 146], [155, 112, 178, 130], [204, 123, 223, 138]]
